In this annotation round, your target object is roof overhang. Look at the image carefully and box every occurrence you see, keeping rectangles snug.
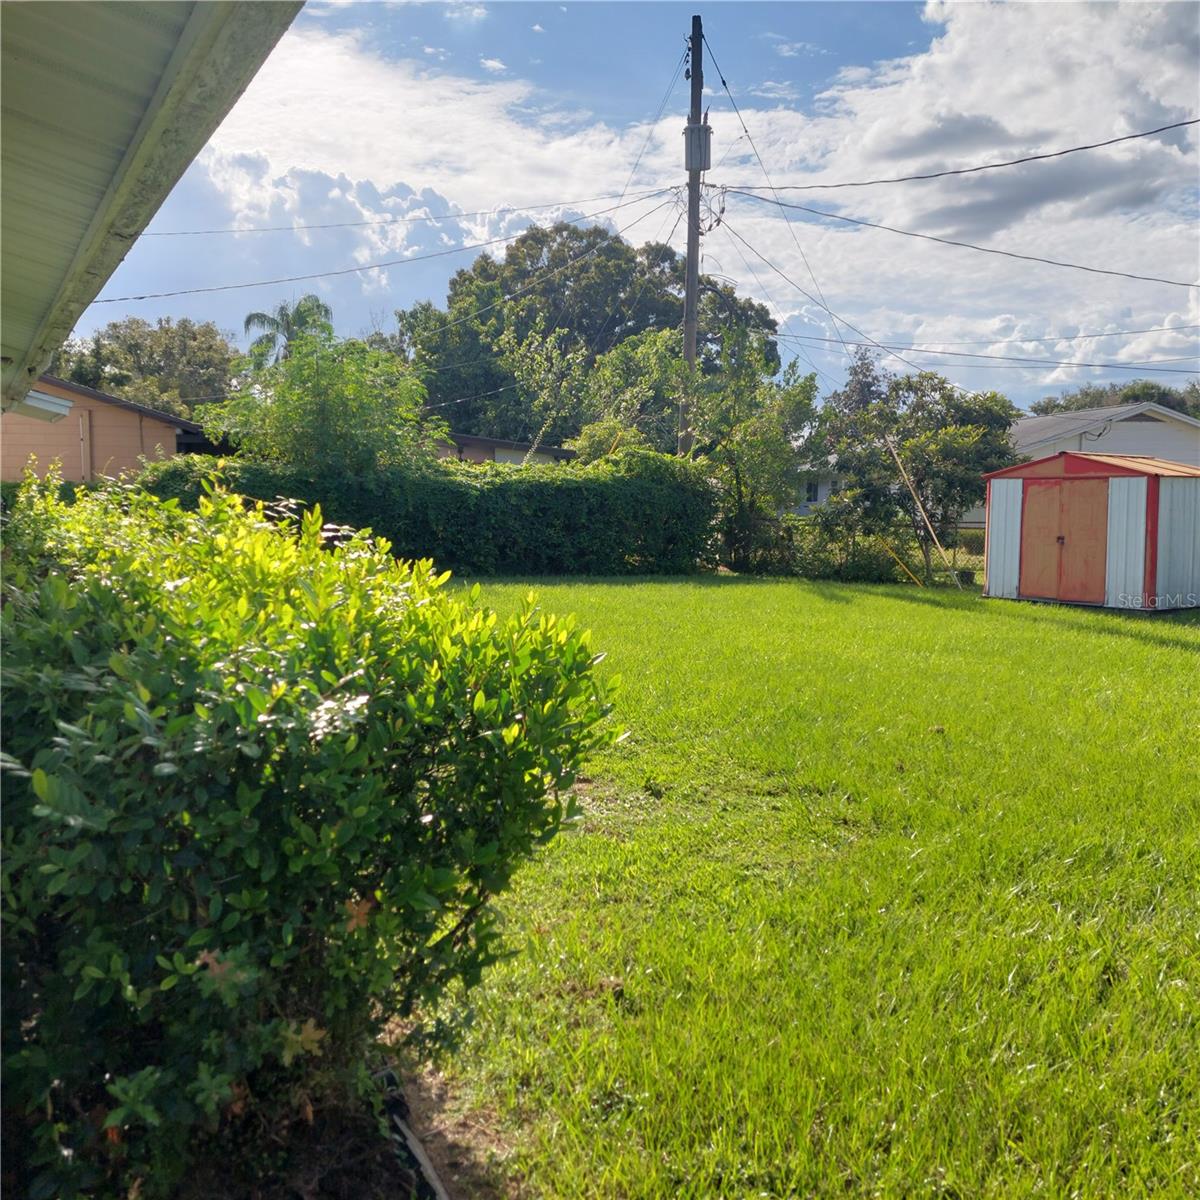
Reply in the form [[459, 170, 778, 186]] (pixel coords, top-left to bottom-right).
[[1016, 401, 1200, 453], [8, 388, 74, 423], [1, 1, 301, 412]]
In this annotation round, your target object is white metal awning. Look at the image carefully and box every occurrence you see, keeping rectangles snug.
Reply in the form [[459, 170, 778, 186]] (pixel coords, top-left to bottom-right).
[[1, 1, 300, 415]]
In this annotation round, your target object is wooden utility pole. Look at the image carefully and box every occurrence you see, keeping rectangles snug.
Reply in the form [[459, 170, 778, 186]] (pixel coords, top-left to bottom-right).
[[679, 12, 707, 456]]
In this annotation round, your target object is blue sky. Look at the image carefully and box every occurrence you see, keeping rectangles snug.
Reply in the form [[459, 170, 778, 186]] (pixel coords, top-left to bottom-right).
[[80, 1, 1198, 410]]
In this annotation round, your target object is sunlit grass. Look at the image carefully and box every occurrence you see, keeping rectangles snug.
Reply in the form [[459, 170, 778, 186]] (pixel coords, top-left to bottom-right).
[[432, 580, 1200, 1198]]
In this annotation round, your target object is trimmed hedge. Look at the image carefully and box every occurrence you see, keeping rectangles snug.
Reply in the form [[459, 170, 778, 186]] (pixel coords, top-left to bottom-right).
[[1, 475, 613, 1197], [137, 449, 718, 576]]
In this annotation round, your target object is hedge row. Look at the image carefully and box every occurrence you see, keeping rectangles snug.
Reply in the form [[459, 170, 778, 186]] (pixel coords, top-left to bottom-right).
[[137, 450, 718, 576]]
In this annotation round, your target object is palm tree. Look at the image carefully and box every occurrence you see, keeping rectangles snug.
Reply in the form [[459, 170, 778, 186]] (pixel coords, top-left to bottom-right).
[[243, 294, 334, 364]]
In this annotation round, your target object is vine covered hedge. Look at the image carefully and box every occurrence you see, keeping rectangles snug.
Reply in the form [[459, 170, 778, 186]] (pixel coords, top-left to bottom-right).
[[1, 475, 613, 1197], [137, 449, 718, 575]]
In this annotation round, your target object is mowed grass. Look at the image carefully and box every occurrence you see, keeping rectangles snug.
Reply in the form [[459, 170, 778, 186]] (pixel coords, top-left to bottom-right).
[[426, 581, 1200, 1199]]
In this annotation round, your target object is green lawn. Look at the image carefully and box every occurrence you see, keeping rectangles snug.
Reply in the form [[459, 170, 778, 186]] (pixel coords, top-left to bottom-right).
[[419, 581, 1200, 1199]]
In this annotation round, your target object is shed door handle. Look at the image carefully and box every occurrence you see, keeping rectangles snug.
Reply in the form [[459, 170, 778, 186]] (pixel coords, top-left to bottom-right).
[[1056, 535, 1065, 544]]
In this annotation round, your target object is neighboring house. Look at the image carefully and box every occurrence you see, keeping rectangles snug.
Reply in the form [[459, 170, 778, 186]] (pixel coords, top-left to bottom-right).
[[794, 474, 840, 517], [1, 376, 199, 482], [440, 433, 576, 466], [960, 402, 1200, 527]]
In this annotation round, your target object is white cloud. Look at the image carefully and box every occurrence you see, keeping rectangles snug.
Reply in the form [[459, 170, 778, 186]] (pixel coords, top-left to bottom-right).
[[422, 45, 448, 61], [187, 6, 1198, 403], [749, 81, 802, 103], [531, 23, 544, 33], [445, 2, 486, 24], [479, 56, 506, 73]]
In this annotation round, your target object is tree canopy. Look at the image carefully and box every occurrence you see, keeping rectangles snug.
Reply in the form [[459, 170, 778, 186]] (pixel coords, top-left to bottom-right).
[[48, 317, 236, 416], [1031, 378, 1200, 419]]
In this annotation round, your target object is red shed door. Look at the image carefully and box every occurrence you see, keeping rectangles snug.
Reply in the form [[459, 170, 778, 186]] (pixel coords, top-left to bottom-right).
[[1018, 479, 1109, 603], [1019, 480, 1061, 599], [1058, 479, 1108, 604]]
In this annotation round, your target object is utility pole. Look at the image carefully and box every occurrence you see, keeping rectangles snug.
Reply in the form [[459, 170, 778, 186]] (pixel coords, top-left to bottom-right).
[[679, 12, 708, 457]]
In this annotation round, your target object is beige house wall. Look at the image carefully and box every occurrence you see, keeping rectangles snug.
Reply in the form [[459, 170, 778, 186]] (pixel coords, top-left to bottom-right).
[[1, 378, 180, 481]]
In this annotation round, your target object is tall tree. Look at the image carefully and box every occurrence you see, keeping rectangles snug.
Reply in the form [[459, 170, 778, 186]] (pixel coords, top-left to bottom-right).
[[812, 358, 1020, 581], [243, 294, 334, 365], [1030, 378, 1200, 418], [201, 334, 442, 474], [48, 318, 236, 416]]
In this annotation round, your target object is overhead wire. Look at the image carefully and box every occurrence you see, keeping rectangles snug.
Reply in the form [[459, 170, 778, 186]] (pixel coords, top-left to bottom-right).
[[883, 322, 1200, 348], [772, 330, 1199, 374], [720, 117, 1199, 190], [139, 188, 668, 237], [719, 188, 1199, 288], [703, 32, 852, 356], [92, 190, 672, 304]]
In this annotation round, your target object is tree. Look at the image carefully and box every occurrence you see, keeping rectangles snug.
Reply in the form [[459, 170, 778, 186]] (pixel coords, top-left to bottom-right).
[[243, 294, 334, 365], [201, 335, 444, 474], [391, 221, 777, 442], [692, 327, 818, 571], [48, 318, 236, 416], [812, 357, 1020, 581], [584, 328, 686, 454], [568, 417, 651, 464], [1030, 378, 1200, 419], [493, 316, 591, 451]]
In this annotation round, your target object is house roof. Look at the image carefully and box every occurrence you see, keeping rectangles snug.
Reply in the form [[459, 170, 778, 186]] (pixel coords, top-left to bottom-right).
[[449, 432, 576, 460], [1013, 402, 1200, 452], [986, 451, 1200, 480], [36, 375, 202, 432], [1, 2, 300, 407]]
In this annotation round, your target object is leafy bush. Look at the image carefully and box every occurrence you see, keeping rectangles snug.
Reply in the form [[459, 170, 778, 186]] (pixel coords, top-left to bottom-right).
[[956, 527, 985, 556], [137, 448, 718, 576], [775, 515, 906, 583], [2, 474, 613, 1198]]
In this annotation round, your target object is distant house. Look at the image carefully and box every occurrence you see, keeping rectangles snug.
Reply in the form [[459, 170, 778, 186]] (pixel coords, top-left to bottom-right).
[[960, 402, 1200, 527], [439, 433, 576, 466], [1, 375, 200, 482]]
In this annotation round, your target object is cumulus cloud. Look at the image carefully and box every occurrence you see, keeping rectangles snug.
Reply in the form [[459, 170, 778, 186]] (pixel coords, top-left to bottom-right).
[[531, 23, 544, 33], [125, 5, 1198, 401], [479, 57, 506, 73], [444, 2, 486, 23]]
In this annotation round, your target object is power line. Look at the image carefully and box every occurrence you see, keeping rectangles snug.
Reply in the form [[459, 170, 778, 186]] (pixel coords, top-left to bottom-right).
[[616, 48, 687, 203], [719, 188, 1200, 288], [703, 33, 852, 358], [93, 191, 672, 304], [772, 330, 1199, 374], [721, 117, 1200, 191], [138, 188, 668, 237], [716, 221, 834, 386], [888, 322, 1200, 348], [720, 216, 926, 376]]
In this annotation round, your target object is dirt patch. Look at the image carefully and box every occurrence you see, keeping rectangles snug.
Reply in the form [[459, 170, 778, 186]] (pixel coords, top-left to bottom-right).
[[401, 1066, 520, 1200]]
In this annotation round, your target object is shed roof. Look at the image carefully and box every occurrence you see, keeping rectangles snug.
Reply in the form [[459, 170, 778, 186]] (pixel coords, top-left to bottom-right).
[[986, 451, 1200, 481]]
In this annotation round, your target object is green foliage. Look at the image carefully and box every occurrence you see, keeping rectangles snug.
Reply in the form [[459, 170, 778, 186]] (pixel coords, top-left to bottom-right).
[[243, 293, 334, 366], [201, 334, 445, 474], [1, 473, 613, 1198], [392, 221, 777, 442], [137, 449, 718, 576], [569, 418, 651, 464], [584, 328, 685, 453], [494, 318, 591, 449], [694, 329, 818, 572], [1030, 377, 1200, 418], [47, 318, 236, 417], [810, 353, 1019, 581], [772, 515, 906, 582], [957, 527, 986, 555]]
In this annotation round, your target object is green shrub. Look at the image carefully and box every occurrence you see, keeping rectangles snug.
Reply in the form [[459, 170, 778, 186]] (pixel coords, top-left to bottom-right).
[[137, 448, 718, 576], [768, 516, 905, 583], [956, 527, 985, 556], [1, 474, 613, 1198]]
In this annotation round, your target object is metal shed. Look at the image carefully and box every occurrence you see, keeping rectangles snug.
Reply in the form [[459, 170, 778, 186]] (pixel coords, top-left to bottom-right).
[[983, 452, 1200, 610]]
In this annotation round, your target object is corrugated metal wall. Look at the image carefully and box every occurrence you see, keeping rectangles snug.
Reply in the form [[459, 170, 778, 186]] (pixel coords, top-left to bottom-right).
[[1156, 477, 1200, 610], [1104, 477, 1147, 608], [985, 478, 1022, 598]]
